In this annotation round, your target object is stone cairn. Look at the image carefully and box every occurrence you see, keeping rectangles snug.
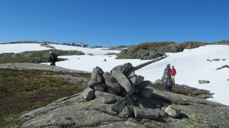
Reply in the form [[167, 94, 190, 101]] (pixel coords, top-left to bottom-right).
[[161, 64, 171, 83], [81, 62, 168, 119]]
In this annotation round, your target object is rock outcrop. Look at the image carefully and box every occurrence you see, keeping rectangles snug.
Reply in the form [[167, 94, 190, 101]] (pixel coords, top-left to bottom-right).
[[116, 41, 208, 60], [19, 63, 229, 128]]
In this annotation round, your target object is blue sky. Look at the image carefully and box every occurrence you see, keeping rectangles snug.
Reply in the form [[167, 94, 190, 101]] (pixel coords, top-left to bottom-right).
[[0, 0, 228, 47]]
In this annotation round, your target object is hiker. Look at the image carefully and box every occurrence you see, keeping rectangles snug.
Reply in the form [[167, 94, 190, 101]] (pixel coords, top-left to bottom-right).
[[165, 78, 173, 92], [161, 64, 171, 82], [48, 52, 58, 66], [170, 66, 176, 84]]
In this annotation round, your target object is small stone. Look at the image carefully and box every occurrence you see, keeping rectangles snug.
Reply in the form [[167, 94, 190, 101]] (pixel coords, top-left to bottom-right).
[[81, 88, 95, 101], [165, 105, 181, 117]]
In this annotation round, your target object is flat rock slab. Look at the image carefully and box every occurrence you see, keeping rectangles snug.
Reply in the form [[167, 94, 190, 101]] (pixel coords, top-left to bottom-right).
[[103, 72, 121, 92], [95, 91, 122, 104], [112, 70, 134, 95], [149, 87, 225, 106], [22, 103, 122, 128], [134, 107, 159, 119], [86, 121, 147, 128], [21, 108, 122, 128], [0, 63, 91, 73]]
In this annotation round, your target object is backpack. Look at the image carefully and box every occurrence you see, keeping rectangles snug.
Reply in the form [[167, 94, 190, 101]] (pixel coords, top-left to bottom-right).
[[167, 79, 173, 87], [53, 53, 58, 61]]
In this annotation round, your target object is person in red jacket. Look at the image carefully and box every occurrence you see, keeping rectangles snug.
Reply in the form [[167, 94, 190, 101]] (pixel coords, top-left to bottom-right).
[[170, 66, 176, 84]]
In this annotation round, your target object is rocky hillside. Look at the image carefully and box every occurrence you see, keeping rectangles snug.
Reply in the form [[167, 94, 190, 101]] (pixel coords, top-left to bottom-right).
[[116, 41, 229, 60], [16, 63, 229, 128]]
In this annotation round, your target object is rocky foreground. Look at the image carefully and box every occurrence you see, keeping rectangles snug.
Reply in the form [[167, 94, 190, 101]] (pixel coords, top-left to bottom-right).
[[6, 63, 227, 128]]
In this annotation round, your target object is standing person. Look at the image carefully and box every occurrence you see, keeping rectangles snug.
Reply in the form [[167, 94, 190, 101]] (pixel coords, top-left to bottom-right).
[[161, 64, 171, 83], [170, 66, 176, 84], [165, 78, 173, 92], [48, 52, 58, 66]]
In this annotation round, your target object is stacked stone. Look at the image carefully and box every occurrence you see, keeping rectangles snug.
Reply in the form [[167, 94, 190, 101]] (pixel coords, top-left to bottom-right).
[[82, 62, 152, 101], [161, 64, 171, 83], [81, 63, 182, 119]]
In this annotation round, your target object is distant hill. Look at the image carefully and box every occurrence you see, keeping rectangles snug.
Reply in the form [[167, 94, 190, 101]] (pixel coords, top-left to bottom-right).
[[116, 40, 229, 60]]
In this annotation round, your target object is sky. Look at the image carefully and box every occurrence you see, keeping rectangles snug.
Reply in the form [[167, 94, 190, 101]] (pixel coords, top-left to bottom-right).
[[0, 0, 229, 47], [0, 43, 229, 106]]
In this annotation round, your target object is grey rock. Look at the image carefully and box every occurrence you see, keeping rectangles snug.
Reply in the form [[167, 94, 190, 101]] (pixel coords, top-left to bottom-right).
[[130, 75, 144, 86], [222, 58, 226, 61], [92, 121, 147, 128], [95, 91, 122, 104], [141, 51, 165, 60], [112, 70, 134, 95], [133, 107, 159, 119], [133, 87, 144, 94], [125, 67, 135, 78], [134, 95, 163, 109], [111, 62, 133, 74], [120, 88, 128, 97], [81, 88, 95, 101], [129, 95, 138, 102], [43, 126, 61, 128], [94, 66, 104, 76], [21, 107, 122, 128], [213, 58, 220, 61], [198, 80, 210, 84], [141, 88, 152, 98], [164, 43, 184, 53], [108, 87, 118, 95], [150, 86, 225, 106], [119, 105, 134, 118], [136, 80, 151, 88], [165, 105, 181, 117], [207, 59, 212, 62], [94, 83, 106, 91], [53, 97, 69, 103], [88, 68, 103, 88], [103, 72, 121, 92], [111, 96, 133, 113]]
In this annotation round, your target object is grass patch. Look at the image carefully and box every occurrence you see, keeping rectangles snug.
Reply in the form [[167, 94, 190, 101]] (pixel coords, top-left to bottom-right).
[[170, 99, 190, 105], [0, 68, 89, 127]]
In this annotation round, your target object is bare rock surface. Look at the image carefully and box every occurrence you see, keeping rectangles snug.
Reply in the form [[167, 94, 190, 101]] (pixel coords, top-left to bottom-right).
[[10, 62, 229, 128]]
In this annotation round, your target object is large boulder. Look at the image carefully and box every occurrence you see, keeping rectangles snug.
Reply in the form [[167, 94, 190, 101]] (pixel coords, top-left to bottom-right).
[[103, 72, 121, 92], [119, 105, 134, 118], [111, 96, 133, 113], [133, 107, 159, 119], [95, 91, 122, 104], [94, 83, 106, 91], [130, 75, 144, 86], [141, 88, 152, 98], [111, 62, 133, 74], [136, 80, 151, 88], [111, 70, 135, 95], [88, 68, 103, 87]]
